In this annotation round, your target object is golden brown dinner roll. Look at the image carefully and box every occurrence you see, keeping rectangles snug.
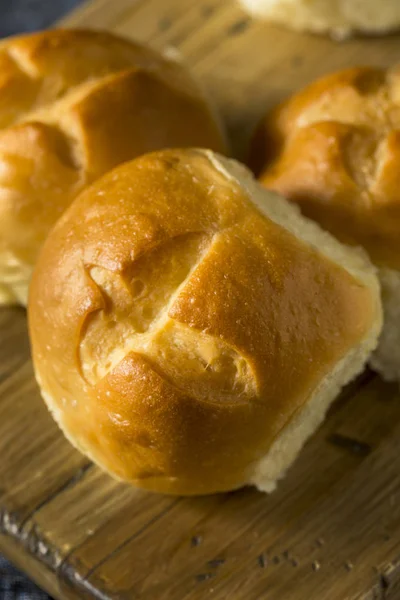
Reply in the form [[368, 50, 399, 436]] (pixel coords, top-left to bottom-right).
[[29, 148, 381, 495], [249, 65, 400, 382], [0, 29, 225, 307], [239, 0, 400, 39]]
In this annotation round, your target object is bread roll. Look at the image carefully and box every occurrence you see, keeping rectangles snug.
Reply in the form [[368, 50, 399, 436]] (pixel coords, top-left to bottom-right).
[[0, 29, 225, 307], [239, 0, 400, 39], [249, 65, 400, 382], [28, 148, 381, 495]]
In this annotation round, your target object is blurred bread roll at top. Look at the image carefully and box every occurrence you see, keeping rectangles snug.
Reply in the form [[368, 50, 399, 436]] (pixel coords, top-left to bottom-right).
[[249, 65, 400, 382], [239, 0, 400, 38], [29, 148, 381, 495], [0, 29, 225, 307]]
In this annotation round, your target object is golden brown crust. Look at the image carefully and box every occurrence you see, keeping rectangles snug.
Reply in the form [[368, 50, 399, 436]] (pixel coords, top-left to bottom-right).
[[29, 149, 376, 494], [249, 66, 400, 269], [0, 29, 225, 302]]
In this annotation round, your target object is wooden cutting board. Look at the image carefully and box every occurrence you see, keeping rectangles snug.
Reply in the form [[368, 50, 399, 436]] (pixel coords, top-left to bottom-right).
[[2, 1, 400, 598]]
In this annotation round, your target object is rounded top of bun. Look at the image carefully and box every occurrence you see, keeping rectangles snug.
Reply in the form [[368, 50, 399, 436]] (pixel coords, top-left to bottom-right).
[[250, 65, 400, 270], [29, 148, 377, 495], [0, 28, 225, 305]]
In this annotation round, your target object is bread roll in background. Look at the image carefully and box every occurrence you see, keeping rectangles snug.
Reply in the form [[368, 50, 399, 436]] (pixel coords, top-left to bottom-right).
[[0, 29, 225, 307], [239, 0, 400, 39], [28, 148, 381, 495], [249, 65, 400, 383]]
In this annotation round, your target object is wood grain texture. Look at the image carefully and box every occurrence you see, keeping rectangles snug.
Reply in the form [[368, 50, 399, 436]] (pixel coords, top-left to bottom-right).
[[1, 1, 400, 598]]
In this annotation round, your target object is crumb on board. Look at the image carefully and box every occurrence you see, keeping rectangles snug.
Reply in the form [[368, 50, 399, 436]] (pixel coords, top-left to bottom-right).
[[258, 554, 268, 568], [228, 18, 250, 37], [312, 561, 321, 572], [195, 573, 216, 583], [207, 558, 225, 569], [191, 535, 203, 547]]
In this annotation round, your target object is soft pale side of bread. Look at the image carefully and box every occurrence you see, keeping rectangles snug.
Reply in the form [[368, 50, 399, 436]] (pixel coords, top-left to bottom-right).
[[0, 29, 225, 307], [370, 268, 400, 383], [0, 251, 30, 305], [29, 149, 381, 495], [239, 0, 400, 38]]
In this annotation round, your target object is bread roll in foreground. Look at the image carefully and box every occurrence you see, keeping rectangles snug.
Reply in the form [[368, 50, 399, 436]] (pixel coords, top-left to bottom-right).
[[240, 0, 400, 39], [250, 66, 400, 383], [29, 149, 381, 495], [0, 29, 225, 307]]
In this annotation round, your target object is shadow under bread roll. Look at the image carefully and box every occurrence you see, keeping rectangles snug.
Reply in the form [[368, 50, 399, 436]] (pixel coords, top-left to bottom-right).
[[0, 28, 226, 307], [249, 65, 400, 383], [28, 149, 381, 496]]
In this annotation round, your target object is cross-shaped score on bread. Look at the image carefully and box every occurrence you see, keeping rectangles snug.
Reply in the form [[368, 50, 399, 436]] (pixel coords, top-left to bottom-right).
[[80, 232, 256, 402]]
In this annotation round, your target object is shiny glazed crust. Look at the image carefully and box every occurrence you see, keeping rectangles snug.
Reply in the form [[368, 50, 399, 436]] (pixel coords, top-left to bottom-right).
[[29, 149, 380, 495], [0, 29, 225, 305], [250, 66, 400, 270]]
